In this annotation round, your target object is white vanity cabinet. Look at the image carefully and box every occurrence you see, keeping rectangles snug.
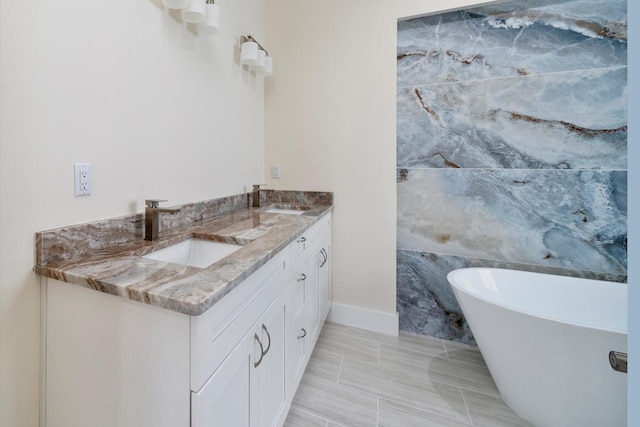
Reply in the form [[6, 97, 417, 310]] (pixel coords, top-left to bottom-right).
[[285, 213, 332, 399], [42, 212, 332, 427], [191, 285, 288, 427], [190, 248, 290, 427]]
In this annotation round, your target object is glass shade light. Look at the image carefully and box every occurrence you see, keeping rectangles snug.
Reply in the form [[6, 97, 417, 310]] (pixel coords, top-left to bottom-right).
[[263, 56, 273, 76], [162, 0, 189, 9], [251, 50, 267, 72], [182, 0, 206, 24], [199, 3, 220, 35], [240, 41, 259, 65]]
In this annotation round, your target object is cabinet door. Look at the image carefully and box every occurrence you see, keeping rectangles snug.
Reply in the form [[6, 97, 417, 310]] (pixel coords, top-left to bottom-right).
[[306, 253, 321, 341], [286, 268, 309, 399], [318, 235, 332, 323], [256, 289, 288, 427], [191, 331, 258, 427], [286, 299, 309, 401]]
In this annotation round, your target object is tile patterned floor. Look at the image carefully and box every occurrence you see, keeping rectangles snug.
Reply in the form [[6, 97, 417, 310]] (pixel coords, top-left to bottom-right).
[[284, 322, 532, 427]]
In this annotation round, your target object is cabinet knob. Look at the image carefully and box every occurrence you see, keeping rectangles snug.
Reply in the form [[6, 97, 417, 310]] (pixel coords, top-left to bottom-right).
[[297, 328, 307, 340], [297, 273, 306, 282]]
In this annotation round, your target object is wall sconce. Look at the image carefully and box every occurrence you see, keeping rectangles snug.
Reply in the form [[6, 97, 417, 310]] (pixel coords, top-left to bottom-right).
[[199, 0, 220, 35], [253, 49, 266, 71], [162, 0, 189, 9], [162, 0, 220, 35], [182, 0, 206, 23], [240, 35, 273, 76], [263, 56, 273, 76]]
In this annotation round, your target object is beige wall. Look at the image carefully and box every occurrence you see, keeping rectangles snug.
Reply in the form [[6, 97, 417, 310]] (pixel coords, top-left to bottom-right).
[[0, 0, 266, 425], [264, 0, 491, 315]]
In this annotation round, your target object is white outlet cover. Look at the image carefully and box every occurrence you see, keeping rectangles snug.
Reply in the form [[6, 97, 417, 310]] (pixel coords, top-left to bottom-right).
[[272, 163, 281, 179], [74, 163, 92, 196]]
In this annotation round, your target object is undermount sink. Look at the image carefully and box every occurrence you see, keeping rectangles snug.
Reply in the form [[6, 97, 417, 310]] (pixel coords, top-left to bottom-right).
[[143, 239, 243, 268], [262, 205, 310, 215]]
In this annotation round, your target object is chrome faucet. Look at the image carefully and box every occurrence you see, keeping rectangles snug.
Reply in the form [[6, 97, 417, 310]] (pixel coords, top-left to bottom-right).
[[252, 184, 268, 208], [144, 199, 181, 241]]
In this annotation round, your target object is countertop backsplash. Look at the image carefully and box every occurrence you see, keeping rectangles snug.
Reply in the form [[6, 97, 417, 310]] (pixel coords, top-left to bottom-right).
[[34, 190, 333, 316]]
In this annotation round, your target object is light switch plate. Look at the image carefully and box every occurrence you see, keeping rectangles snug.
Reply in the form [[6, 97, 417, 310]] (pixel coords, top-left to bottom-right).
[[74, 163, 92, 197]]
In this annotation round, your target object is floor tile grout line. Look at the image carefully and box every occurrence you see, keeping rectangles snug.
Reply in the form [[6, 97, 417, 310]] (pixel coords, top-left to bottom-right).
[[336, 325, 459, 359], [324, 325, 349, 337], [315, 344, 379, 368], [334, 322, 479, 354], [376, 343, 491, 375], [345, 327, 449, 349], [321, 329, 499, 395], [456, 384, 502, 404], [289, 325, 528, 427], [314, 347, 347, 360], [376, 395, 474, 426], [443, 340, 451, 359], [291, 407, 332, 427], [313, 346, 378, 367], [334, 375, 479, 425], [378, 341, 449, 359], [460, 387, 474, 425], [322, 335, 388, 354]]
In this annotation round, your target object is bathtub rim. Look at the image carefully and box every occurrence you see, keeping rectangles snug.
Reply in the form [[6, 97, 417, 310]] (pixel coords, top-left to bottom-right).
[[447, 267, 628, 335]]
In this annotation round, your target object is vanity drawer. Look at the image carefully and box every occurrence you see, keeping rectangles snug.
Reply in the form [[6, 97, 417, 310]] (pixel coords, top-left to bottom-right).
[[190, 249, 289, 392], [290, 212, 331, 273]]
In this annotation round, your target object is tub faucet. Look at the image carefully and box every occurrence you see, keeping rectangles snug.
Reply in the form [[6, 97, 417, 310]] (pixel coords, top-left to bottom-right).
[[144, 199, 181, 241]]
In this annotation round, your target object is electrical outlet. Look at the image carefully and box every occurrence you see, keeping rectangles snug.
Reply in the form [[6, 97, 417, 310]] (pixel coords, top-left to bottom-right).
[[272, 163, 281, 179], [74, 163, 92, 197]]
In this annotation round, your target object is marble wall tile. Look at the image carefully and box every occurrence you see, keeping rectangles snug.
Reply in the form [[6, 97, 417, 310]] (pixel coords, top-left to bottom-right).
[[397, 249, 626, 343], [397, 0, 626, 87], [397, 68, 627, 170], [397, 250, 475, 344], [398, 168, 627, 275], [396, 0, 627, 343]]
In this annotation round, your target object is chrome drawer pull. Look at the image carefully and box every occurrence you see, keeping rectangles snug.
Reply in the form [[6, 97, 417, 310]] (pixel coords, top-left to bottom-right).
[[254, 334, 264, 368], [297, 273, 306, 282], [297, 328, 307, 339], [261, 324, 271, 356], [320, 248, 328, 267], [296, 237, 306, 244]]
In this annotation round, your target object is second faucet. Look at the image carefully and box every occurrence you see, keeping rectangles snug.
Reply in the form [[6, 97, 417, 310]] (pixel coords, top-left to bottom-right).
[[144, 199, 181, 241]]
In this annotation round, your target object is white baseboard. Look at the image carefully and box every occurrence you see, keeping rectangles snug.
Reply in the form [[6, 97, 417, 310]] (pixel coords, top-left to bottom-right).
[[327, 303, 399, 336]]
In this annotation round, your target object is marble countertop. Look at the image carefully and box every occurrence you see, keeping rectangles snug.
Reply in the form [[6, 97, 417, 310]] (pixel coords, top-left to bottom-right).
[[35, 192, 332, 316]]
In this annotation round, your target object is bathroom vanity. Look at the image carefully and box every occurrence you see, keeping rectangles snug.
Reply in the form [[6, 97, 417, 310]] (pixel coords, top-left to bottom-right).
[[36, 191, 332, 427]]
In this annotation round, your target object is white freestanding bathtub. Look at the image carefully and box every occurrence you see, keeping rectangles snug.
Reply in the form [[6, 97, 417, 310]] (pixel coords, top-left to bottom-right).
[[447, 268, 627, 427]]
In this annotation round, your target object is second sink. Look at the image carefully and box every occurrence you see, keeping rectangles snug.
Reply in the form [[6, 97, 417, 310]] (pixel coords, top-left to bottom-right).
[[262, 205, 310, 215], [143, 239, 243, 268], [263, 208, 306, 215]]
